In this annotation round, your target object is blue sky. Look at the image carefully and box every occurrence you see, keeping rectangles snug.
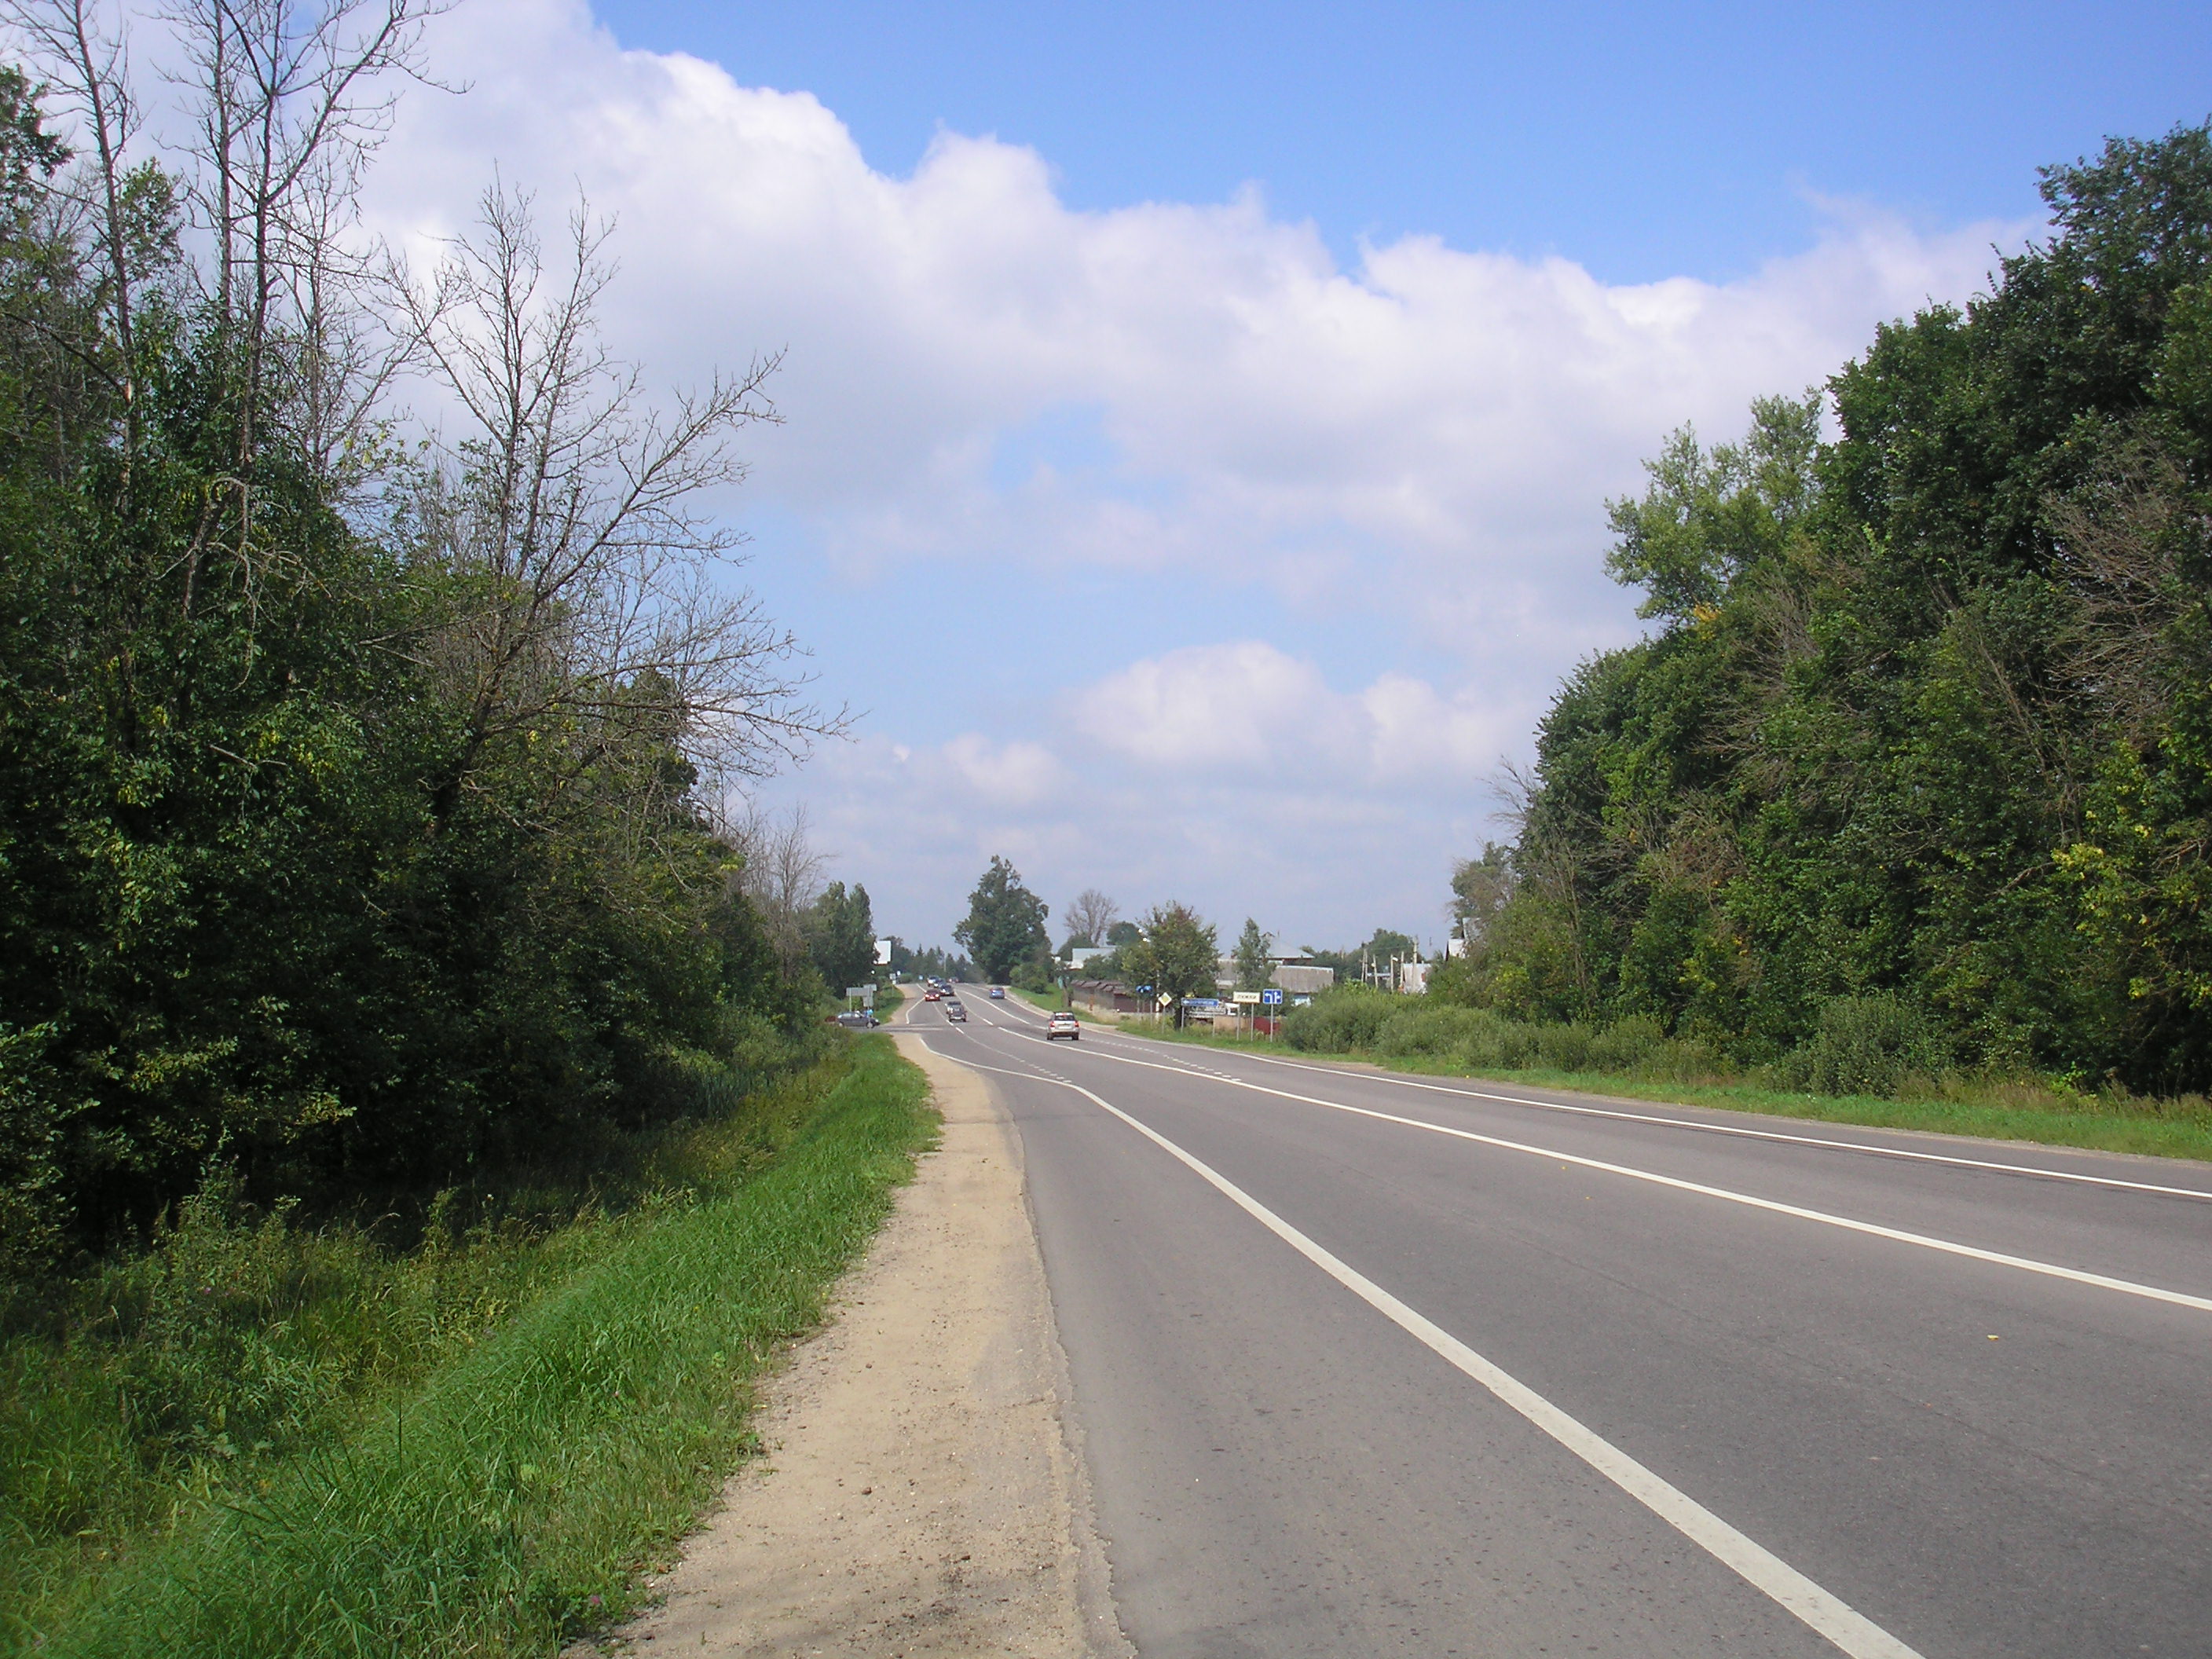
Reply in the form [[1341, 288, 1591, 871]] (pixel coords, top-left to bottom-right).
[[368, 0, 2209, 953], [591, 0, 2207, 283]]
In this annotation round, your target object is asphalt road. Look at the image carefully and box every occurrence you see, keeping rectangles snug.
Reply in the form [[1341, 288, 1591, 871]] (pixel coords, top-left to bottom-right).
[[896, 987, 2212, 1659]]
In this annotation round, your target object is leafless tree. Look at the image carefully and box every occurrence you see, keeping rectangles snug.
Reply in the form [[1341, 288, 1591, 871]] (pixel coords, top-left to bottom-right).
[[163, 0, 449, 450], [719, 800, 826, 976], [1064, 887, 1117, 949], [2051, 444, 2206, 745], [401, 183, 843, 824], [4, 0, 148, 463], [7, 0, 449, 624]]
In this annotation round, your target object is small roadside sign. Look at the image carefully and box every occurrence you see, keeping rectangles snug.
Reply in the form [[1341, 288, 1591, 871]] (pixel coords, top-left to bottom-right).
[[1261, 988, 1284, 1006], [846, 985, 874, 1009], [1156, 991, 1174, 1008], [1232, 990, 1262, 1005]]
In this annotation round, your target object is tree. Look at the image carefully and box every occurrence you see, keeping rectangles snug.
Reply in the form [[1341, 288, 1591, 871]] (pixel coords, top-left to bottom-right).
[[953, 855, 1049, 983], [809, 881, 874, 994], [1064, 888, 1117, 953], [1466, 122, 2212, 1090], [1232, 917, 1273, 991], [1126, 903, 1219, 1027], [1449, 844, 1518, 960], [1105, 919, 1143, 947], [0, 10, 845, 1264]]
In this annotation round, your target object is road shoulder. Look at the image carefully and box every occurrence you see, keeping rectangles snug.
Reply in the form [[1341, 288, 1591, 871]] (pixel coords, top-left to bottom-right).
[[577, 1032, 1128, 1657]]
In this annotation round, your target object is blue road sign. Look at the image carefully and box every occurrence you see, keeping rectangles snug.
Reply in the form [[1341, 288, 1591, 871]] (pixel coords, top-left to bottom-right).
[[1261, 988, 1284, 1005]]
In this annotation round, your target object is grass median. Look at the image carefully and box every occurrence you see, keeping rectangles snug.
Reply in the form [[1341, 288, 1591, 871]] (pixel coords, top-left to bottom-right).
[[10, 1035, 937, 1659]]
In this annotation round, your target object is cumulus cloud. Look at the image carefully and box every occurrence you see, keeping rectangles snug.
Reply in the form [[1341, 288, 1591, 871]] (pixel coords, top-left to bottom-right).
[[354, 0, 2037, 943], [369, 0, 2029, 646], [1073, 643, 1519, 789]]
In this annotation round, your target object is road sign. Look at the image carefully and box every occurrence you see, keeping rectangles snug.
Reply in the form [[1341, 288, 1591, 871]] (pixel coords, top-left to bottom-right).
[[846, 985, 874, 1008], [1232, 991, 1262, 1005], [1156, 991, 1174, 1008], [1261, 988, 1284, 1006]]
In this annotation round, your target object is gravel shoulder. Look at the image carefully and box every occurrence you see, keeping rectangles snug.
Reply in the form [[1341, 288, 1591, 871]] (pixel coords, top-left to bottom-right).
[[577, 1030, 1129, 1657]]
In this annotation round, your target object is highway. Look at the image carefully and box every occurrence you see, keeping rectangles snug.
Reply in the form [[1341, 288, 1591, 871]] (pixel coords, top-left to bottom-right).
[[896, 987, 2212, 1659]]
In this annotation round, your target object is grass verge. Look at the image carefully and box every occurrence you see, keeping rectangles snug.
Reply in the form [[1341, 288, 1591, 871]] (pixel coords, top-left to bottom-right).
[[1008, 984, 1067, 1013], [13, 1035, 936, 1658], [1122, 1024, 2212, 1163]]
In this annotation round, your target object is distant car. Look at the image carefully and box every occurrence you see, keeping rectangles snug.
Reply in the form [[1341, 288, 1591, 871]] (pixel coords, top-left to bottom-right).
[[944, 1002, 966, 1022], [989, 987, 1005, 999], [924, 988, 941, 1002], [1046, 1012, 1080, 1041], [835, 1009, 877, 1029]]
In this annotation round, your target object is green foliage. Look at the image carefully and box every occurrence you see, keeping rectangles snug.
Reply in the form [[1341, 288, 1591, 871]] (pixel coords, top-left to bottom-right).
[[7, 1036, 933, 1657], [1124, 902, 1219, 1023], [0, 73, 830, 1269], [808, 881, 876, 993], [1463, 122, 2212, 1096], [1278, 985, 1396, 1053], [1232, 917, 1273, 992], [951, 855, 1051, 983]]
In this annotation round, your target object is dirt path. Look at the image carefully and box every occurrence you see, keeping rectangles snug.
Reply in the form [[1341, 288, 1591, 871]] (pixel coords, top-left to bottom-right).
[[577, 1031, 1129, 1657]]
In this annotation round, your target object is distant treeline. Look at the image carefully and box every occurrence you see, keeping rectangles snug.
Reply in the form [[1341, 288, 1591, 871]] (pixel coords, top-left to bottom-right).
[[1440, 124, 2212, 1096], [0, 23, 840, 1279]]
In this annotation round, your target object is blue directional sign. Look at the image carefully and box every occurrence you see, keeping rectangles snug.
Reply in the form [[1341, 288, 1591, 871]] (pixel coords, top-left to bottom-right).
[[1261, 988, 1284, 1006]]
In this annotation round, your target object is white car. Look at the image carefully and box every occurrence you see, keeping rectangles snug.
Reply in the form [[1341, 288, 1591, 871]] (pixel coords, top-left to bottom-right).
[[1046, 1012, 1081, 1041]]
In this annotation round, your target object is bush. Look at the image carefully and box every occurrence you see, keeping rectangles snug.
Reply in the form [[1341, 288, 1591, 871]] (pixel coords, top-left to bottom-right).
[[1280, 986, 1396, 1053], [1287, 993, 1726, 1086], [1774, 993, 1951, 1097]]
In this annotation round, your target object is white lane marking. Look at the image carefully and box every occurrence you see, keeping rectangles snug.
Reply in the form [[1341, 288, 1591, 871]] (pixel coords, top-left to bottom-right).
[[1042, 1035, 2212, 1317], [1141, 1045, 2212, 1204], [931, 1041, 1924, 1659]]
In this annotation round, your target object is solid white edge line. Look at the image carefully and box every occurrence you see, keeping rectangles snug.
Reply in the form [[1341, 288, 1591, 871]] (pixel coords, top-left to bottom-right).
[[1074, 1029, 2212, 1204], [929, 1036, 1925, 1659], [1025, 1028, 2212, 1316], [1221, 1048, 2212, 1203]]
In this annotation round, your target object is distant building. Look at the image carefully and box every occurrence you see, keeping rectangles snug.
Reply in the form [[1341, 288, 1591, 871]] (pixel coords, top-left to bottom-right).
[[1398, 960, 1431, 995], [1214, 954, 1338, 996], [1271, 960, 1335, 995], [1070, 979, 1149, 1013], [1067, 945, 1105, 969]]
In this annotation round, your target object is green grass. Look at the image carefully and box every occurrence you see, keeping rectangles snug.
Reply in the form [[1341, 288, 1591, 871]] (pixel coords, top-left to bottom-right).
[[1123, 1024, 2212, 1163], [5, 1036, 937, 1657], [1008, 983, 1068, 1013]]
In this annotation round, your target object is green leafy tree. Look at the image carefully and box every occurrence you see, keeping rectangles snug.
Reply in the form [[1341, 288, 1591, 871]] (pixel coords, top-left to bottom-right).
[[810, 881, 877, 993], [1468, 121, 2212, 1092], [953, 856, 1050, 983], [1232, 917, 1274, 991], [1126, 903, 1220, 1027]]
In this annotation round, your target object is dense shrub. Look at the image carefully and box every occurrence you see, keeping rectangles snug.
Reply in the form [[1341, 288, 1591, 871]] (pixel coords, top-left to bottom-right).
[[1280, 985, 1397, 1053], [1773, 994, 1952, 1098], [1285, 989, 1725, 1085]]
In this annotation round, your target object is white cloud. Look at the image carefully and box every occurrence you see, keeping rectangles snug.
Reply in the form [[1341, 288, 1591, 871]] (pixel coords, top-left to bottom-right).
[[939, 734, 1064, 808], [1072, 642, 1520, 789], [357, 0, 2038, 945], [372, 0, 2029, 650]]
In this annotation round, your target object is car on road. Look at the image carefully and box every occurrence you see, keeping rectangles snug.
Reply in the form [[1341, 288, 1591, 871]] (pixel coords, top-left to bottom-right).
[[924, 987, 941, 1001], [944, 1001, 966, 1021], [1046, 1012, 1081, 1041], [834, 1009, 877, 1029], [989, 987, 1005, 999]]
